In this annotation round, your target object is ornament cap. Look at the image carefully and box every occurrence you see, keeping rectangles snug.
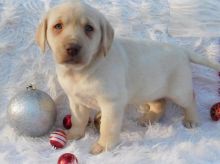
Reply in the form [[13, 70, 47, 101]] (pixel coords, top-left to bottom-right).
[[26, 84, 36, 90]]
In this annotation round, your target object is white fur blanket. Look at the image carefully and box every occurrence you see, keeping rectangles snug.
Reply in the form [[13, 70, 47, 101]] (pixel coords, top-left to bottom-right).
[[0, 0, 220, 163]]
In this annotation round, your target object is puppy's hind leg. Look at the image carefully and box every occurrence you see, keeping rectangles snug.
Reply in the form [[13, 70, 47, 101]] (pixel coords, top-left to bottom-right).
[[171, 94, 199, 128], [168, 69, 199, 128], [138, 99, 166, 126]]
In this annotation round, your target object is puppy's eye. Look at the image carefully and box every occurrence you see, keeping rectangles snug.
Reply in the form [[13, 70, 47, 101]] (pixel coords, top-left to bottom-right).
[[54, 23, 63, 30], [85, 24, 94, 33]]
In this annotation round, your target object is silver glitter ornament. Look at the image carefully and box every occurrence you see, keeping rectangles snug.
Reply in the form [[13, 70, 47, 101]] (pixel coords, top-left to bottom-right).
[[7, 85, 57, 137]]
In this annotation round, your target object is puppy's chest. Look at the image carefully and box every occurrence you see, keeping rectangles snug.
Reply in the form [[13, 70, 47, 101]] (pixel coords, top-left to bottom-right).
[[74, 91, 99, 110], [58, 70, 100, 109]]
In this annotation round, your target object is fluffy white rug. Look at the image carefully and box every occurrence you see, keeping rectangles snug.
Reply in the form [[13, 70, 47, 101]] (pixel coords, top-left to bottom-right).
[[1, 0, 220, 163]]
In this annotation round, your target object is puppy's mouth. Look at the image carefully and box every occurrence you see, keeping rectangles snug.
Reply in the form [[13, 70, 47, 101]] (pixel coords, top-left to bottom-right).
[[66, 60, 82, 65], [64, 57, 84, 65], [55, 51, 87, 67]]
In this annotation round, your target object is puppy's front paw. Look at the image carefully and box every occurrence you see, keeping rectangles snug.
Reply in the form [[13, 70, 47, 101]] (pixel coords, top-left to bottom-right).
[[90, 142, 105, 155], [182, 120, 199, 129], [64, 128, 85, 140]]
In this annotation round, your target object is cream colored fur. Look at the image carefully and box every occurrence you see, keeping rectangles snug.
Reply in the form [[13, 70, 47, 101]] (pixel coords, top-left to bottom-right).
[[36, 1, 220, 154]]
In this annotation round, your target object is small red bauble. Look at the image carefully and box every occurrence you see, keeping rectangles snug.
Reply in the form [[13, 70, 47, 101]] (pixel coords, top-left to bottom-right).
[[49, 129, 67, 149], [63, 115, 72, 129], [210, 102, 220, 121], [58, 153, 78, 164]]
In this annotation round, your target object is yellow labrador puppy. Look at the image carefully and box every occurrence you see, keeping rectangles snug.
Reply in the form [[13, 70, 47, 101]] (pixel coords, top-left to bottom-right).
[[36, 1, 220, 154]]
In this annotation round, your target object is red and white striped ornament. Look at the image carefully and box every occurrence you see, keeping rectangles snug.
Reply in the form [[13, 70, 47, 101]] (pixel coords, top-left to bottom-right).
[[49, 129, 67, 149]]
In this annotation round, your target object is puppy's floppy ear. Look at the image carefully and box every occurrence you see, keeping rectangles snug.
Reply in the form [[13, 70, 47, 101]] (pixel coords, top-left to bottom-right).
[[99, 15, 114, 56], [35, 16, 47, 53]]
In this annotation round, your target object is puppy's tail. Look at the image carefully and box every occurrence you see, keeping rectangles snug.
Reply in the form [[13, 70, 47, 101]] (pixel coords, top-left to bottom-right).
[[186, 50, 220, 71]]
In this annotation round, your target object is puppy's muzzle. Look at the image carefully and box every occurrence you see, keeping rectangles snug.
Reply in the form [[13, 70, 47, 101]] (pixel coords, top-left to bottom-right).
[[66, 43, 82, 57]]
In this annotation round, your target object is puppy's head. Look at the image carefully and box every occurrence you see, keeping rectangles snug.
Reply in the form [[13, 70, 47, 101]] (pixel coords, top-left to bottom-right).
[[36, 1, 114, 70]]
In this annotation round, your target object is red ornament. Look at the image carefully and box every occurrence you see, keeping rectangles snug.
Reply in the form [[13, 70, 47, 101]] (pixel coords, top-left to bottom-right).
[[58, 153, 78, 164], [210, 102, 220, 121], [49, 129, 67, 149], [63, 115, 72, 129]]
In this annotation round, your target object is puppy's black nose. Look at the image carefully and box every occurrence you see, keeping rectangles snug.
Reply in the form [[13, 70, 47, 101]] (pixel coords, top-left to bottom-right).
[[66, 44, 82, 57]]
